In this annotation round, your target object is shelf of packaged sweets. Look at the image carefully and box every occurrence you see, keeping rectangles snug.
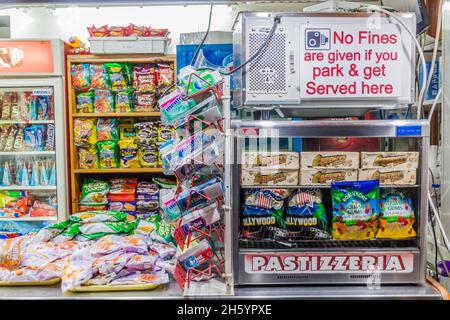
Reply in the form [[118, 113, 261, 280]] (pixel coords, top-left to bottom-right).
[[240, 184, 420, 189], [0, 151, 55, 156], [74, 168, 163, 174], [0, 216, 58, 222], [0, 120, 54, 125], [0, 186, 56, 191], [72, 112, 160, 118]]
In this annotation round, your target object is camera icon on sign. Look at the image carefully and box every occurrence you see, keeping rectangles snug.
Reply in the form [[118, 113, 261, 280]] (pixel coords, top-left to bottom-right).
[[305, 29, 331, 50]]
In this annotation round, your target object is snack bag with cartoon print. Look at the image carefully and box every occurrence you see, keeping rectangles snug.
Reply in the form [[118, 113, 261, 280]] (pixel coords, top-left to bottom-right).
[[376, 189, 416, 239], [331, 180, 380, 240]]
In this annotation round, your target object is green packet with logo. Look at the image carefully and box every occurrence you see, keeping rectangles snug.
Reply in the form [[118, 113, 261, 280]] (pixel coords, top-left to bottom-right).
[[331, 180, 380, 241], [70, 210, 127, 223]]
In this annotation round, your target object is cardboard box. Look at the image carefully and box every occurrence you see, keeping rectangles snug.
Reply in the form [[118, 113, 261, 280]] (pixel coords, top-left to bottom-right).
[[300, 169, 358, 185], [358, 169, 417, 185], [241, 152, 299, 170], [300, 152, 359, 169], [361, 152, 419, 169], [241, 168, 299, 186]]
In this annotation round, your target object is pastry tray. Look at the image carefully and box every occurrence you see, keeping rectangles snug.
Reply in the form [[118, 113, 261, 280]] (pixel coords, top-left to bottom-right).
[[69, 283, 161, 292], [0, 278, 61, 286]]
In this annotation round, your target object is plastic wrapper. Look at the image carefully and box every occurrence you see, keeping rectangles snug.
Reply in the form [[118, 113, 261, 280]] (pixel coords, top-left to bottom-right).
[[97, 118, 119, 141], [24, 125, 44, 151], [74, 118, 97, 146], [109, 271, 169, 286], [150, 242, 176, 260], [78, 221, 134, 235], [91, 234, 148, 257], [376, 189, 416, 239], [94, 89, 114, 113], [97, 140, 119, 169], [134, 93, 154, 112], [45, 124, 55, 151], [62, 246, 93, 293], [80, 179, 110, 206], [70, 210, 127, 223], [87, 24, 109, 37], [119, 124, 136, 140], [78, 145, 99, 169], [159, 90, 194, 124], [115, 90, 132, 113], [106, 63, 130, 92], [29, 201, 57, 217], [156, 63, 174, 87], [118, 139, 140, 168], [241, 188, 289, 240], [71, 64, 90, 89], [51, 223, 80, 243], [76, 91, 94, 113], [286, 189, 330, 239], [90, 64, 109, 89], [33, 220, 70, 242], [331, 180, 380, 240]]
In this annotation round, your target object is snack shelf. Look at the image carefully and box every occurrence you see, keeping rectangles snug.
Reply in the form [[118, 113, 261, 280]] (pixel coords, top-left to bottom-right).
[[0, 186, 56, 191], [73, 168, 163, 174], [0, 120, 55, 125], [240, 184, 420, 189], [0, 216, 58, 221], [73, 112, 160, 118], [0, 151, 55, 156], [230, 119, 430, 285]]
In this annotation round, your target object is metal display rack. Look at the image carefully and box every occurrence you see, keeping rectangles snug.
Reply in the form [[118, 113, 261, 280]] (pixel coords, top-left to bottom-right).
[[230, 119, 429, 285]]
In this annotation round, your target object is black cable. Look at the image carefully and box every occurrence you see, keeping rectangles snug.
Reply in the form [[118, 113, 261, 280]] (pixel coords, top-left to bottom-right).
[[429, 168, 440, 280], [190, 3, 214, 67], [221, 16, 281, 76]]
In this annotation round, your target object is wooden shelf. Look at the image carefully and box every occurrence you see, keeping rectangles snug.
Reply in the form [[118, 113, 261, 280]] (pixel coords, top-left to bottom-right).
[[74, 168, 163, 174], [73, 112, 160, 118], [67, 54, 176, 64]]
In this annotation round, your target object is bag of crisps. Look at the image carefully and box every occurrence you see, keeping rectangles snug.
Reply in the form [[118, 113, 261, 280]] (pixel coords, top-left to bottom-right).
[[331, 180, 379, 240], [376, 189, 416, 239]]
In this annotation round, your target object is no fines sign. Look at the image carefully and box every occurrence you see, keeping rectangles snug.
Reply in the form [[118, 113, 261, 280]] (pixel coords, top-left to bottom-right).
[[299, 24, 403, 99]]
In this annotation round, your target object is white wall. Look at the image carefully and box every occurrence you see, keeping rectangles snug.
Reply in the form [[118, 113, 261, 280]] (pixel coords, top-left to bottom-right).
[[0, 5, 235, 52]]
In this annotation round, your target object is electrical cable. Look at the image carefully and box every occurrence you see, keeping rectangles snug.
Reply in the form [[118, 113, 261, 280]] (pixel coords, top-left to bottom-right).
[[429, 168, 440, 280], [428, 88, 442, 121], [427, 191, 450, 252], [220, 16, 281, 76], [364, 5, 427, 120], [422, 0, 442, 106], [190, 3, 214, 67]]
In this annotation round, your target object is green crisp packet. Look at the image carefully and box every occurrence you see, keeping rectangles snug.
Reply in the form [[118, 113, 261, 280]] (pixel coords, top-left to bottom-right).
[[80, 179, 110, 205], [70, 210, 127, 223]]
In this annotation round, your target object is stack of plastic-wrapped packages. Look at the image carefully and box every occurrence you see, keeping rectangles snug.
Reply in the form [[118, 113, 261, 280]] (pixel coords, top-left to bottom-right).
[[0, 210, 177, 293]]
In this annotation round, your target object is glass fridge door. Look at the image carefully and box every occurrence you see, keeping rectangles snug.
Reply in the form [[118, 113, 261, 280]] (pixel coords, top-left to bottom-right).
[[0, 78, 67, 238]]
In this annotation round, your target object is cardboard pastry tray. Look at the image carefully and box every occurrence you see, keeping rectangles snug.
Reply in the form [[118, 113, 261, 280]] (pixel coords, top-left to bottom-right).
[[0, 278, 61, 286], [69, 283, 160, 292]]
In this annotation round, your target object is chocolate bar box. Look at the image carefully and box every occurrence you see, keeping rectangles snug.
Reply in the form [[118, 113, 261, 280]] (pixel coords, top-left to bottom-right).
[[241, 152, 299, 170], [301, 152, 359, 169], [300, 169, 358, 185], [358, 169, 416, 185], [241, 168, 299, 186], [361, 152, 419, 170]]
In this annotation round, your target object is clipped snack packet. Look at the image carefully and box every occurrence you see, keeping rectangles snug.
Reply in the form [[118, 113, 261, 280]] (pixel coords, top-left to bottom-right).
[[115, 89, 132, 113], [286, 189, 330, 239], [241, 188, 290, 240], [106, 63, 130, 92], [94, 89, 114, 113], [80, 178, 110, 205], [96, 118, 119, 141], [331, 180, 380, 241], [33, 220, 71, 242], [71, 64, 90, 89], [78, 145, 98, 169], [90, 64, 109, 89], [76, 91, 95, 113], [78, 221, 135, 235], [118, 139, 140, 168], [119, 124, 136, 140], [87, 24, 109, 37], [135, 122, 157, 140], [51, 223, 80, 243], [97, 140, 119, 169], [376, 189, 416, 239], [74, 118, 97, 146], [156, 63, 174, 87], [134, 93, 154, 112]]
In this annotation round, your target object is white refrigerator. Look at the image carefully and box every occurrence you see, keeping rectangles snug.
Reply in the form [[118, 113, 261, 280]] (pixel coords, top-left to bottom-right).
[[0, 39, 68, 237]]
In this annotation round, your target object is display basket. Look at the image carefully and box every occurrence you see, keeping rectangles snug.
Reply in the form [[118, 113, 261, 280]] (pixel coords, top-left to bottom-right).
[[88, 36, 168, 54]]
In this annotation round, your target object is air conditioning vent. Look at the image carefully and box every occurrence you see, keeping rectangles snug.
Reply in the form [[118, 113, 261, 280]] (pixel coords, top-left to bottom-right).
[[349, 274, 381, 279], [247, 32, 287, 93], [277, 274, 309, 280]]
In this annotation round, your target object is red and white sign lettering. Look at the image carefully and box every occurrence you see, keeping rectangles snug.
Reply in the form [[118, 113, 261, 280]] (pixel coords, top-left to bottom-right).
[[300, 23, 403, 99], [244, 253, 414, 274]]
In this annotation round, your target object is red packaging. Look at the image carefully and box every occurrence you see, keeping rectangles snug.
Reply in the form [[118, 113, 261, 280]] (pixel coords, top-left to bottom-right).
[[127, 24, 147, 37], [29, 201, 57, 217], [87, 24, 110, 37], [109, 26, 128, 37], [156, 63, 174, 87], [148, 28, 170, 37]]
